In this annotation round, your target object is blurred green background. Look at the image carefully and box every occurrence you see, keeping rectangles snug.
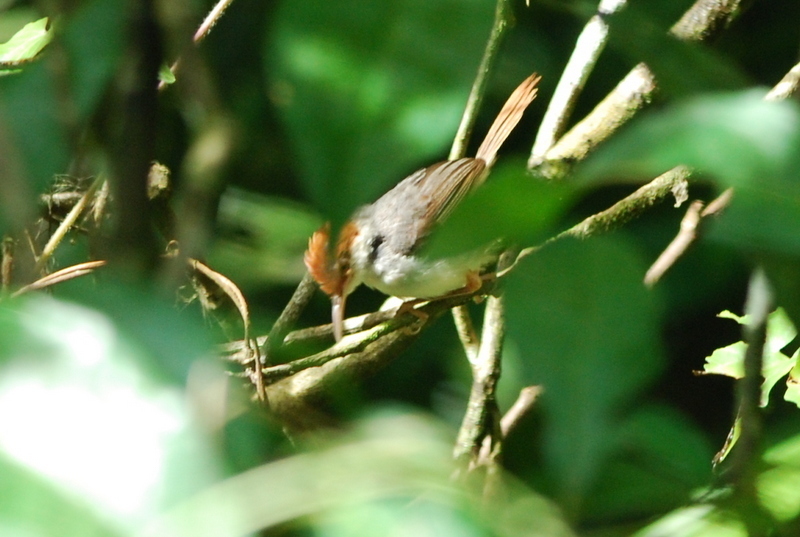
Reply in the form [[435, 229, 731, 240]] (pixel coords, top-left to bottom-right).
[[1, 0, 800, 535]]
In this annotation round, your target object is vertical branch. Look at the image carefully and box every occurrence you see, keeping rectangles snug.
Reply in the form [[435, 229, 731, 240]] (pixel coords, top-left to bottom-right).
[[448, 0, 514, 364], [453, 292, 504, 465], [107, 0, 163, 275], [732, 269, 772, 496], [448, 0, 514, 160], [33, 177, 102, 274], [1, 237, 13, 294], [452, 252, 512, 473]]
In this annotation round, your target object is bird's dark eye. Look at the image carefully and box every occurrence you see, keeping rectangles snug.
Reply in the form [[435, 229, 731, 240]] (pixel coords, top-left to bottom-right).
[[368, 234, 384, 263]]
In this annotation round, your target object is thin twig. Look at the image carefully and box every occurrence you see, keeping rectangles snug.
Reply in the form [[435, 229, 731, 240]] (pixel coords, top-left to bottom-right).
[[499, 385, 541, 438], [765, 61, 800, 101], [190, 258, 264, 402], [1, 237, 13, 295], [644, 199, 704, 287], [452, 307, 481, 363], [12, 260, 106, 297], [226, 285, 486, 386], [644, 188, 733, 286], [563, 166, 691, 239], [194, 0, 236, 43], [474, 385, 542, 472], [33, 176, 102, 274], [264, 273, 318, 364], [453, 251, 512, 469], [448, 0, 514, 161], [730, 269, 772, 497], [223, 307, 399, 361], [92, 180, 111, 225], [532, 63, 658, 180], [492, 166, 691, 279], [159, 0, 237, 91]]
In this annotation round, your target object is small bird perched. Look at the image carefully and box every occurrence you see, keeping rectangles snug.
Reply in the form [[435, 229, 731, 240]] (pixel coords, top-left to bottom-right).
[[305, 74, 541, 341]]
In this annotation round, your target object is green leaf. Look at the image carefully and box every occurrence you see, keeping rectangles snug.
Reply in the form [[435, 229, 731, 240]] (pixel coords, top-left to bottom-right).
[[586, 404, 714, 521], [505, 236, 664, 517], [268, 0, 495, 224], [209, 188, 323, 288], [634, 505, 748, 537], [759, 432, 800, 522], [159, 63, 176, 85], [0, 61, 70, 199], [718, 310, 747, 324], [703, 308, 798, 407], [785, 358, 800, 407], [61, 0, 127, 119], [704, 341, 747, 379], [62, 278, 215, 382], [140, 409, 576, 537], [0, 17, 52, 65]]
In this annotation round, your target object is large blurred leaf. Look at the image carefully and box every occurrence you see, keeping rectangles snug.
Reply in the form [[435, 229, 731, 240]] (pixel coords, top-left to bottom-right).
[[0, 452, 121, 537], [0, 296, 222, 536], [424, 160, 576, 259], [585, 404, 713, 522], [209, 187, 322, 288], [0, 61, 69, 195], [607, 3, 748, 97], [138, 410, 576, 537], [505, 236, 664, 517], [759, 431, 800, 522], [61, 0, 127, 119], [577, 90, 800, 187], [268, 0, 494, 224], [577, 90, 800, 262], [61, 278, 215, 383], [634, 505, 747, 537]]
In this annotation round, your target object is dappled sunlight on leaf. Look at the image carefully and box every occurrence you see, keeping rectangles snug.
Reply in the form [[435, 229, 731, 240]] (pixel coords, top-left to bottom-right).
[[0, 296, 222, 534], [0, 17, 52, 66], [703, 308, 798, 407]]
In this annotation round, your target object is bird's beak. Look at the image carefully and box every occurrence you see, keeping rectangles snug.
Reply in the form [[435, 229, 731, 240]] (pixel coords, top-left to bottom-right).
[[332, 294, 346, 342]]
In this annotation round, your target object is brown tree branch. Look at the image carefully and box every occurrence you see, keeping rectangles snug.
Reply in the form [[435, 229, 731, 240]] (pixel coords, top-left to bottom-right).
[[530, 0, 751, 180]]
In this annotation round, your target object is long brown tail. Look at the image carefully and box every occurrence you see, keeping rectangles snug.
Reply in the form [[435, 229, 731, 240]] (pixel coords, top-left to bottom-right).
[[475, 74, 541, 167]]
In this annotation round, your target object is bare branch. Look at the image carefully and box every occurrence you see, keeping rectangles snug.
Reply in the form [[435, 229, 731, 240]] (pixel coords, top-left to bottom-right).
[[765, 61, 800, 102], [12, 260, 107, 297], [447, 0, 516, 361], [530, 0, 628, 162], [190, 258, 264, 402], [33, 177, 102, 274], [449, 0, 514, 161], [531, 0, 751, 179]]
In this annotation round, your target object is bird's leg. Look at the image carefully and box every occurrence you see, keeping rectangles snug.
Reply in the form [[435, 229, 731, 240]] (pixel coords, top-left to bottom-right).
[[395, 270, 489, 331]]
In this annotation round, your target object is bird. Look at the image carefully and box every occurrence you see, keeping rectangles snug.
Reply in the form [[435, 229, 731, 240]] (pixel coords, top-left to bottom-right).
[[305, 74, 541, 341]]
